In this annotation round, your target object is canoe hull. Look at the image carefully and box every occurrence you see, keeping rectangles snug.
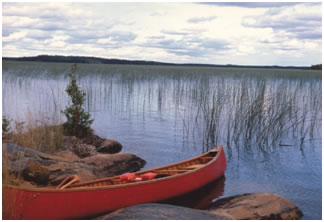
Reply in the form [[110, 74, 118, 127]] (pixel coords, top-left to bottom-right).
[[3, 147, 226, 219]]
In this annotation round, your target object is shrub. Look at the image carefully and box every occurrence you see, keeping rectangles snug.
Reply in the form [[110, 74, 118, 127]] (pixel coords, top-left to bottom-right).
[[2, 116, 11, 140], [62, 64, 93, 137]]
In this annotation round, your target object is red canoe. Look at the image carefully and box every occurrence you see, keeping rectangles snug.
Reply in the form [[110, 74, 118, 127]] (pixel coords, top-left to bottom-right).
[[3, 146, 226, 219]]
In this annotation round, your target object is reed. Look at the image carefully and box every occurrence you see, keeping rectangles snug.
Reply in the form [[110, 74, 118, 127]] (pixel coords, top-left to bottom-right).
[[174, 76, 321, 156]]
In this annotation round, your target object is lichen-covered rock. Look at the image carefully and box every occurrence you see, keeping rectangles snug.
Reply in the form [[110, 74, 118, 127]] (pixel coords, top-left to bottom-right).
[[99, 203, 233, 220], [72, 143, 97, 158], [207, 193, 303, 220], [63, 136, 97, 158], [63, 136, 79, 148], [63, 133, 122, 156]]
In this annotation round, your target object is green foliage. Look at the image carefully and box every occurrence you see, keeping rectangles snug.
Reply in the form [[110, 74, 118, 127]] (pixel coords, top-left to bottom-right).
[[62, 64, 93, 137], [2, 116, 11, 139]]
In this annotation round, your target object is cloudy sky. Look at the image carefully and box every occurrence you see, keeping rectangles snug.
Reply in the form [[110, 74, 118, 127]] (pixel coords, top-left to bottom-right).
[[2, 2, 322, 66]]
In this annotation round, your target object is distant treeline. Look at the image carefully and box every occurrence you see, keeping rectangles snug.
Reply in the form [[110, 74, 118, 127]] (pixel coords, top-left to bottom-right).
[[310, 64, 322, 70], [3, 55, 172, 66], [2, 55, 315, 70]]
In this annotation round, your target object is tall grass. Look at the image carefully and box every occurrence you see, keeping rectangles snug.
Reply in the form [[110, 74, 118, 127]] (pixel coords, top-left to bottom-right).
[[3, 110, 65, 153]]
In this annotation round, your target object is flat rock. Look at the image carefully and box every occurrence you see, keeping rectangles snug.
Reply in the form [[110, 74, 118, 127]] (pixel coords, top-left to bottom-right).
[[100, 203, 233, 220], [55, 150, 80, 162], [207, 192, 303, 220]]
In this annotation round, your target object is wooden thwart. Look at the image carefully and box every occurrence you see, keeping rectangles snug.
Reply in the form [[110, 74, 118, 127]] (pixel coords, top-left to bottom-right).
[[183, 164, 204, 169], [157, 169, 188, 173]]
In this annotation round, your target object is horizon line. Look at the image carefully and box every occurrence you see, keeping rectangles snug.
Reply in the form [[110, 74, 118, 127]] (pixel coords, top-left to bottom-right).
[[3, 54, 320, 68]]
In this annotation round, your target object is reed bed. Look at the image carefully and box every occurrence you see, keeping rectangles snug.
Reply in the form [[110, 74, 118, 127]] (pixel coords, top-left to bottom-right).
[[3, 61, 321, 158]]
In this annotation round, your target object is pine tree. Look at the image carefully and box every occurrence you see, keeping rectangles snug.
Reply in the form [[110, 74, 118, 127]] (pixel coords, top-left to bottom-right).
[[2, 115, 11, 139], [62, 64, 93, 137]]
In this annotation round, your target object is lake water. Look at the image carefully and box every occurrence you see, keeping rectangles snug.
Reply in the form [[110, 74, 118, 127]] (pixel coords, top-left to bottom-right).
[[2, 61, 322, 219]]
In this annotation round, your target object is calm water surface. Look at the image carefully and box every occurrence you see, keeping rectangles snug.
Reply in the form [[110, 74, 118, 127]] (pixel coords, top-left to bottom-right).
[[2, 61, 322, 219]]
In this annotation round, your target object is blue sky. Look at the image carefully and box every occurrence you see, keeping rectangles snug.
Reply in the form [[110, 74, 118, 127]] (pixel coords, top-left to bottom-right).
[[2, 2, 322, 66]]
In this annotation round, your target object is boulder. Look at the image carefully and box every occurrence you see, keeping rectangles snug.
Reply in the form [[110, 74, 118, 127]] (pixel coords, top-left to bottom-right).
[[80, 131, 105, 147], [97, 139, 122, 154], [207, 193, 303, 220], [3, 144, 146, 187], [63, 133, 122, 155], [99, 203, 233, 220]]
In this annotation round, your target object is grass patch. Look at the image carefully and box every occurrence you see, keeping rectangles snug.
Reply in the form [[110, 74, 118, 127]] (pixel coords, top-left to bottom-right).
[[3, 111, 65, 153]]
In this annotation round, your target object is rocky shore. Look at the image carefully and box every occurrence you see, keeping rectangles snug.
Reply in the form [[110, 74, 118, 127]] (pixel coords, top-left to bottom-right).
[[2, 131, 303, 220], [99, 193, 303, 220], [3, 131, 146, 187]]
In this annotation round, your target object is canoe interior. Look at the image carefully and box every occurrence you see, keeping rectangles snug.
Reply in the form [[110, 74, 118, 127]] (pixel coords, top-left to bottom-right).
[[69, 149, 219, 189]]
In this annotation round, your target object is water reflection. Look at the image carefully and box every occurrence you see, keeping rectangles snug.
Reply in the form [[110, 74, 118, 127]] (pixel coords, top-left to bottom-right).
[[159, 176, 225, 209]]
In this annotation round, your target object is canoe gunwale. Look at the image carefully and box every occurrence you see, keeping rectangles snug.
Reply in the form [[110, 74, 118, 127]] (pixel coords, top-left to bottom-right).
[[3, 146, 224, 193]]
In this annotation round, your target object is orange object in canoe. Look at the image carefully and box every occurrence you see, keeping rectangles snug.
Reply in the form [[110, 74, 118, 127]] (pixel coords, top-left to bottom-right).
[[2, 146, 226, 220]]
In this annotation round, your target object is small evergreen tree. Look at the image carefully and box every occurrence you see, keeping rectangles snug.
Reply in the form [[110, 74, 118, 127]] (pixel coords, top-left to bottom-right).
[[62, 64, 93, 137], [2, 115, 11, 139]]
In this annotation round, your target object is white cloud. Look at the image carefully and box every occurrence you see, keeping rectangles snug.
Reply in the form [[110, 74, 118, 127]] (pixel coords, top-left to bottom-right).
[[242, 3, 322, 40], [187, 16, 217, 23], [2, 2, 322, 66], [3, 31, 26, 42]]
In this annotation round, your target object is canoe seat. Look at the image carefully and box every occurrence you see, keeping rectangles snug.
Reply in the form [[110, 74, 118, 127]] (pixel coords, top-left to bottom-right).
[[183, 164, 204, 169], [157, 170, 188, 172]]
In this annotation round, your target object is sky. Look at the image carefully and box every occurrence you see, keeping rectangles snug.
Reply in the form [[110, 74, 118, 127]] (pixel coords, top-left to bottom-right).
[[2, 2, 322, 66]]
